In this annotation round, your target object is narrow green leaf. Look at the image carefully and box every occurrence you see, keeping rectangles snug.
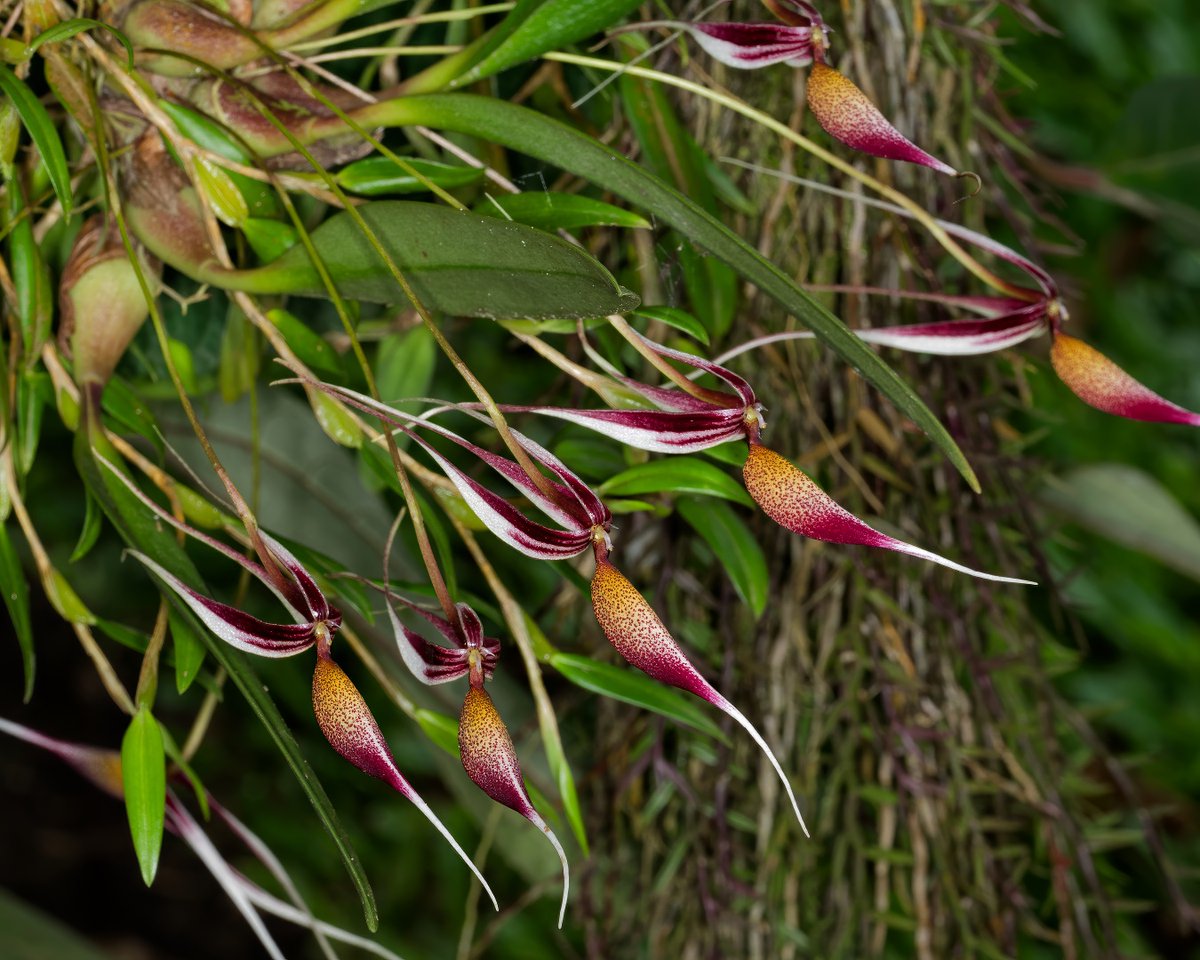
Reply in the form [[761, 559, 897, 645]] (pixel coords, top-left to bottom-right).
[[380, 94, 978, 489], [477, 191, 650, 231], [25, 18, 135, 67], [69, 491, 103, 563], [632, 306, 711, 346], [676, 498, 769, 618], [0, 522, 34, 701], [266, 308, 342, 378], [45, 567, 96, 624], [0, 889, 114, 960], [550, 651, 727, 741], [415, 707, 460, 757], [453, 0, 644, 86], [224, 201, 638, 318], [121, 706, 166, 886], [600, 457, 753, 506], [170, 608, 206, 694], [15, 371, 48, 475], [338, 156, 484, 196], [310, 390, 363, 449], [0, 63, 72, 215]]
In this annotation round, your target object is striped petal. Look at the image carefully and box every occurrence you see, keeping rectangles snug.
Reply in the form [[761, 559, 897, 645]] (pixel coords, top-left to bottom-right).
[[590, 560, 809, 836], [0, 717, 124, 798], [1050, 332, 1200, 427], [806, 62, 957, 175], [742, 444, 1035, 584], [459, 685, 570, 928], [514, 405, 746, 453], [763, 0, 824, 27], [130, 551, 318, 657], [685, 22, 815, 69], [311, 652, 499, 910]]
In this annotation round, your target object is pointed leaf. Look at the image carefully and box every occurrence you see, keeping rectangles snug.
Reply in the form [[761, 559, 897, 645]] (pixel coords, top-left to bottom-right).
[[338, 156, 485, 195], [600, 457, 753, 506], [170, 607, 207, 694], [0, 522, 34, 701], [477, 191, 650, 231], [676, 498, 769, 617], [0, 63, 72, 215], [121, 706, 166, 886]]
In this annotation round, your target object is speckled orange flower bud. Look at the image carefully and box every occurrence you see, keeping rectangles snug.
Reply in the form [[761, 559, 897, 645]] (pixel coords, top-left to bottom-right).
[[591, 559, 808, 835], [459, 684, 569, 927], [743, 444, 1031, 584], [806, 61, 957, 175], [312, 653, 498, 909], [1050, 332, 1200, 426]]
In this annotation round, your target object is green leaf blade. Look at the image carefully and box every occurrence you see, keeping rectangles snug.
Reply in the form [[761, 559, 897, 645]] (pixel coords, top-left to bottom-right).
[[121, 706, 166, 887], [677, 498, 769, 618], [0, 522, 35, 701], [600, 457, 753, 506], [0, 63, 72, 216]]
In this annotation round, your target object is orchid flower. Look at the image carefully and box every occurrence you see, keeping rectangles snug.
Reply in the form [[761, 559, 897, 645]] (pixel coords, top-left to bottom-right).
[[641, 0, 959, 175], [502, 330, 1031, 585], [97, 457, 499, 910], [283, 367, 810, 837], [712, 205, 1200, 428], [0, 717, 406, 960], [381, 588, 571, 927]]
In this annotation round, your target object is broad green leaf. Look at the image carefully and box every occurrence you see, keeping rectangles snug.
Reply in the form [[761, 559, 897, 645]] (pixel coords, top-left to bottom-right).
[[170, 608, 206, 694], [677, 498, 768, 618], [477, 191, 650, 231], [338, 156, 484, 195], [1042, 464, 1200, 582], [0, 63, 72, 215], [121, 705, 166, 886], [632, 306, 710, 346], [69, 491, 103, 563], [376, 95, 978, 489], [25, 18, 135, 66], [549, 651, 727, 741], [222, 201, 638, 318], [600, 457, 753, 506], [0, 522, 34, 701], [450, 0, 644, 86], [376, 324, 437, 407], [75, 424, 379, 930]]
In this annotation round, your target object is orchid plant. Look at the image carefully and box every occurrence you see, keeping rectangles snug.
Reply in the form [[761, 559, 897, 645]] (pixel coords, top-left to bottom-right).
[[0, 0, 1191, 955]]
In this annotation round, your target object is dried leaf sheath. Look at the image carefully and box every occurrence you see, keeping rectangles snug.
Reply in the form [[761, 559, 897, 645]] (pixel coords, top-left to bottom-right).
[[591, 559, 810, 836], [311, 653, 500, 910]]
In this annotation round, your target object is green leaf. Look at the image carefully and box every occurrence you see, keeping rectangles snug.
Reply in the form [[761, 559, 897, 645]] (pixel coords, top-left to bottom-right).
[[477, 191, 650, 231], [25, 18, 135, 67], [338, 156, 484, 195], [379, 94, 978, 490], [225, 201, 638, 318], [0, 63, 72, 216], [0, 522, 34, 701], [1042, 464, 1200, 582], [170, 608, 206, 694], [676, 498, 768, 618], [450, 0, 644, 86], [121, 705, 166, 887], [632, 306, 710, 346], [242, 218, 298, 261], [415, 707, 460, 756], [0, 889, 114, 960], [266, 308, 343, 378], [69, 491, 103, 563], [309, 390, 363, 449], [600, 457, 753, 506], [75, 423, 379, 930], [549, 651, 727, 741], [376, 324, 437, 406]]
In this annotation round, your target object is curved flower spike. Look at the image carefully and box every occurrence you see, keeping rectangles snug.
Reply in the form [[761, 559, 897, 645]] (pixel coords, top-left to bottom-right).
[[311, 651, 500, 911], [743, 444, 1035, 584], [806, 62, 958, 176], [591, 560, 810, 837], [459, 684, 570, 928], [1050, 332, 1200, 427]]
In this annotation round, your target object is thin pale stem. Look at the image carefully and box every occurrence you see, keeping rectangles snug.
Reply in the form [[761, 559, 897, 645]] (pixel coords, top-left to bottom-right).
[[182, 670, 227, 762], [286, 3, 515, 53]]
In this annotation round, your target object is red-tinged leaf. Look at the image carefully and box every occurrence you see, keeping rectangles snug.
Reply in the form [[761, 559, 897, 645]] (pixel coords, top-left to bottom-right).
[[742, 444, 1036, 584], [590, 559, 808, 834], [806, 62, 957, 175], [1050, 332, 1200, 427], [459, 686, 570, 928], [310, 653, 498, 910]]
